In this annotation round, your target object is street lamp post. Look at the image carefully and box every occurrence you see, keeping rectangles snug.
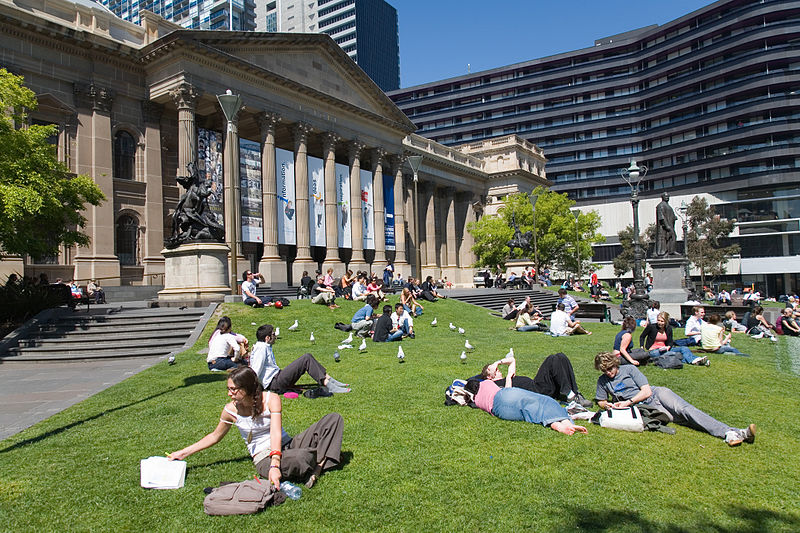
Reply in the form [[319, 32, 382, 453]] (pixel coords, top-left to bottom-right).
[[407, 155, 423, 279], [679, 200, 691, 290], [530, 193, 539, 285], [572, 209, 580, 281], [217, 89, 244, 296], [619, 160, 650, 318]]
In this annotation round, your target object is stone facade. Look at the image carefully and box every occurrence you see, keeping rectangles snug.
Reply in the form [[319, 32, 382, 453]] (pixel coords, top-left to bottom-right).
[[0, 0, 544, 289]]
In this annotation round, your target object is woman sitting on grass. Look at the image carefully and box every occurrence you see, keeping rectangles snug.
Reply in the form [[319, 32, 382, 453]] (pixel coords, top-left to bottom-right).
[[639, 312, 709, 366], [168, 367, 344, 489], [400, 287, 423, 317], [515, 302, 547, 332], [745, 306, 778, 341], [207, 316, 248, 372], [594, 352, 755, 447], [612, 317, 648, 366], [464, 357, 587, 436]]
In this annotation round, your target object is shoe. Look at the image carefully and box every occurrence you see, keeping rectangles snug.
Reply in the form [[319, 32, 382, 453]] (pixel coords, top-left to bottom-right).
[[769, 336, 778, 342], [303, 386, 333, 399], [750, 332, 764, 339], [692, 356, 708, 366], [571, 393, 594, 409], [408, 332, 415, 339], [743, 423, 756, 444], [725, 430, 744, 446]]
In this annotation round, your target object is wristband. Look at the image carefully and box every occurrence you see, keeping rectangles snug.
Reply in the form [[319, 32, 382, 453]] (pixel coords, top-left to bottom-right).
[[270, 464, 280, 469], [268, 450, 282, 457]]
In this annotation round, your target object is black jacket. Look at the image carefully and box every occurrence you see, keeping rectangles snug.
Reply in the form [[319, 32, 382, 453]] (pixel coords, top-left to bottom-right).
[[639, 323, 674, 349]]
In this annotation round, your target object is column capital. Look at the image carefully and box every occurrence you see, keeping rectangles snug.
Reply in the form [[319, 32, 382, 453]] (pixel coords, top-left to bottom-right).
[[73, 83, 114, 113], [441, 186, 456, 197], [456, 190, 475, 203], [293, 121, 312, 144], [258, 111, 281, 138], [169, 82, 200, 111], [349, 140, 366, 161], [323, 131, 340, 153], [419, 180, 436, 194], [371, 148, 387, 169], [141, 101, 164, 124]]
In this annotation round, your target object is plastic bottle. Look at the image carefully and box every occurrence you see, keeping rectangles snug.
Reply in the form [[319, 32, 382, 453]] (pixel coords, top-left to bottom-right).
[[280, 481, 302, 500]]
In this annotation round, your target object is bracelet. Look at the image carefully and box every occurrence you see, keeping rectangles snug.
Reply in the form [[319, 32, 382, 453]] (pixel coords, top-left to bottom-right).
[[268, 450, 282, 457], [270, 464, 280, 469]]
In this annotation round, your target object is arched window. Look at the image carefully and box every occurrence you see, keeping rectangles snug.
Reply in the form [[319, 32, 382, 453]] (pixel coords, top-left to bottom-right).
[[116, 214, 139, 265], [113, 131, 136, 180]]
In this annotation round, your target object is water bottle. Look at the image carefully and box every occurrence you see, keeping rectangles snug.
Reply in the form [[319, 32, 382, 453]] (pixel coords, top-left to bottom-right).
[[280, 481, 302, 500]]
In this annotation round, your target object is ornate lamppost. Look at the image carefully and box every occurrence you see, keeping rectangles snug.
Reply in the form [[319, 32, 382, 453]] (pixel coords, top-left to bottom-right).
[[678, 200, 691, 290], [407, 155, 423, 279], [530, 193, 539, 285], [217, 89, 243, 295], [572, 209, 580, 281], [619, 160, 649, 318]]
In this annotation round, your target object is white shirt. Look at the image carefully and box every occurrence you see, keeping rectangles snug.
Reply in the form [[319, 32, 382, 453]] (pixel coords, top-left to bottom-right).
[[684, 315, 704, 341], [392, 310, 414, 329], [549, 309, 570, 335], [241, 279, 259, 301], [249, 341, 279, 388], [207, 331, 241, 362], [352, 282, 367, 299], [646, 308, 660, 324]]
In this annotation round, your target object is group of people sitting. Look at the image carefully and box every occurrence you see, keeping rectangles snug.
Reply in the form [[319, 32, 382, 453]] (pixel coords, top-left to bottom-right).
[[500, 289, 592, 336]]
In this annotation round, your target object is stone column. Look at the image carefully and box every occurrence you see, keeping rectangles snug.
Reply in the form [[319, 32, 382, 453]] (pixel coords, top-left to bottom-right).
[[322, 132, 341, 271], [258, 112, 285, 285], [221, 99, 245, 292], [292, 123, 316, 281], [456, 191, 475, 286], [73, 83, 121, 285], [371, 148, 387, 267], [390, 155, 408, 269], [169, 82, 199, 178], [441, 186, 457, 284], [348, 141, 366, 270], [422, 181, 438, 278], [141, 101, 165, 284], [404, 174, 419, 277]]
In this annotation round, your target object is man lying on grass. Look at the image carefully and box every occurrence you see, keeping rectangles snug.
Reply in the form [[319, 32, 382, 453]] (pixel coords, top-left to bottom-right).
[[594, 351, 756, 447], [463, 355, 588, 436]]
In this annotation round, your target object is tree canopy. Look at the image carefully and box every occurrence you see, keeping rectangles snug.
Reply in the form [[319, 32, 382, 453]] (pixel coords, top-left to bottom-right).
[[613, 223, 655, 278], [0, 69, 104, 259], [685, 196, 739, 288], [468, 187, 605, 275]]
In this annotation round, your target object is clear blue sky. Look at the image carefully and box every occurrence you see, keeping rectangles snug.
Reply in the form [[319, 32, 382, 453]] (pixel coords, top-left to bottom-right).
[[387, 0, 717, 88]]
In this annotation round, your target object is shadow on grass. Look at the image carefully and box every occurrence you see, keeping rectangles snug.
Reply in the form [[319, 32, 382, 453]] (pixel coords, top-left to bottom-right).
[[0, 371, 227, 454], [566, 504, 800, 532]]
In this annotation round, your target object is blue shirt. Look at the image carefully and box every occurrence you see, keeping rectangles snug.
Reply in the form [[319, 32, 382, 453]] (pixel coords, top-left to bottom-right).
[[558, 295, 578, 313], [352, 303, 374, 323]]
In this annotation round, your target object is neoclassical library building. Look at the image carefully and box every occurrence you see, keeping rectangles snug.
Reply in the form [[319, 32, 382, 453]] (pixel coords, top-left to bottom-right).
[[0, 0, 546, 288]]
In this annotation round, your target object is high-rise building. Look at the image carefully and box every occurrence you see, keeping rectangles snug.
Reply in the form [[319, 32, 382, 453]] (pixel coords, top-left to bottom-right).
[[389, 0, 800, 294], [101, 0, 256, 30], [255, 0, 400, 91]]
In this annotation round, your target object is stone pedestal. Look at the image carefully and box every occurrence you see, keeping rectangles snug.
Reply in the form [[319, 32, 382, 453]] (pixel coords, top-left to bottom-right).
[[648, 256, 690, 304], [158, 243, 230, 305]]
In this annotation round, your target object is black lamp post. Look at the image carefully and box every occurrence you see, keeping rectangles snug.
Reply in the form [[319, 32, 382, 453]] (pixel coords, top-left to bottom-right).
[[620, 160, 649, 318], [530, 193, 539, 285], [571, 209, 580, 280], [679, 200, 691, 290], [407, 155, 423, 279]]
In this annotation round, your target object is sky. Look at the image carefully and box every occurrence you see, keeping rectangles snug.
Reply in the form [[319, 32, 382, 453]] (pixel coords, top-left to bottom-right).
[[387, 0, 718, 89]]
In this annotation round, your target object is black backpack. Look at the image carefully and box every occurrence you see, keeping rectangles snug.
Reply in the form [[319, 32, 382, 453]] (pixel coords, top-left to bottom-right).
[[652, 352, 683, 369]]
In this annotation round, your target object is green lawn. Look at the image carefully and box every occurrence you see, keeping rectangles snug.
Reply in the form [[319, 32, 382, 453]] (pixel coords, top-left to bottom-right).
[[1, 298, 799, 532]]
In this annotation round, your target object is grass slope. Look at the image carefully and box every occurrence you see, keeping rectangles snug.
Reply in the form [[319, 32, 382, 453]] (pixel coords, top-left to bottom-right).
[[1, 298, 799, 532]]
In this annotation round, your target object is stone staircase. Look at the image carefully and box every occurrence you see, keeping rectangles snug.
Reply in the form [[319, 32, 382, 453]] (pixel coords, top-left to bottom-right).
[[449, 288, 560, 318], [0, 304, 215, 362], [255, 284, 301, 301]]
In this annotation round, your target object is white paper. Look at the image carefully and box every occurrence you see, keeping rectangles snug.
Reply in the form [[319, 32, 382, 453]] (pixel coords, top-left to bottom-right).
[[140, 456, 187, 489]]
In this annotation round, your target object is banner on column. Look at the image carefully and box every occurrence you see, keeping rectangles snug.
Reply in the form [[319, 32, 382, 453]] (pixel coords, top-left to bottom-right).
[[275, 147, 296, 245], [239, 138, 263, 243], [335, 162, 351, 248], [308, 155, 325, 247], [197, 128, 224, 229], [383, 173, 395, 251], [360, 168, 374, 250]]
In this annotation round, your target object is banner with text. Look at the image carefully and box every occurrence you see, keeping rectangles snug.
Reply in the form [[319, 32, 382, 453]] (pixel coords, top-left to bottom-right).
[[360, 168, 374, 250], [308, 155, 326, 247], [239, 138, 263, 243], [197, 128, 224, 229], [335, 163, 351, 248], [383, 173, 395, 250], [275, 147, 296, 245]]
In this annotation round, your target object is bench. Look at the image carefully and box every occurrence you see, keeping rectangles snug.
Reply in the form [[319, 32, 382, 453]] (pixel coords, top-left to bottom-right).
[[552, 302, 609, 322], [679, 304, 751, 323]]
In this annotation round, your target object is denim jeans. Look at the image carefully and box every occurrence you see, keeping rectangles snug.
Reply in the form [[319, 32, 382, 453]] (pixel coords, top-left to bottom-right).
[[673, 336, 700, 347], [208, 357, 238, 371], [403, 304, 422, 317], [490, 387, 570, 427], [648, 386, 732, 438], [517, 325, 539, 332], [386, 329, 404, 342], [714, 345, 747, 356], [398, 319, 411, 335], [649, 346, 696, 364]]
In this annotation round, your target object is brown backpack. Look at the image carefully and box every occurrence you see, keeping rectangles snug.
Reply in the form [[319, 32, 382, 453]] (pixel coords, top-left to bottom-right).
[[203, 479, 283, 515]]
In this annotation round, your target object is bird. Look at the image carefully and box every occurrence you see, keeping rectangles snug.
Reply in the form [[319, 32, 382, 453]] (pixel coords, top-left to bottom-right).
[[288, 320, 298, 331], [310, 332, 315, 344], [458, 327, 465, 335], [359, 338, 367, 352], [449, 322, 456, 331], [275, 327, 280, 337], [337, 344, 353, 350], [168, 355, 176, 365], [397, 345, 405, 363], [460, 351, 467, 363], [250, 322, 257, 326], [343, 332, 353, 344], [334, 351, 341, 362], [431, 317, 438, 327], [465, 339, 474, 351]]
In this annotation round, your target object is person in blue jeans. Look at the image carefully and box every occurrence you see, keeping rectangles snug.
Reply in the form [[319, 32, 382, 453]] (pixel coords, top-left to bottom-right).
[[639, 311, 709, 366], [701, 313, 749, 356]]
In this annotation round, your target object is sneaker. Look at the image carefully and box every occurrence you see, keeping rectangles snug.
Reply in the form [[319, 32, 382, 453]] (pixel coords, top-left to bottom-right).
[[692, 356, 708, 366], [750, 332, 764, 339], [571, 393, 594, 409], [769, 336, 778, 342], [725, 430, 744, 447], [303, 386, 333, 399], [743, 423, 756, 444]]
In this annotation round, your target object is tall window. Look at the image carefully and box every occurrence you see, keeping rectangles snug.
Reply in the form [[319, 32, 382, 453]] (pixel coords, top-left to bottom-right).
[[116, 215, 139, 265], [113, 131, 136, 180]]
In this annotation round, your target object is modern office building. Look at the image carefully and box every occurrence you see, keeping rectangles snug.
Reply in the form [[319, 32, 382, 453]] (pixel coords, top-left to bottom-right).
[[389, 0, 800, 295], [255, 0, 400, 91], [100, 0, 256, 30]]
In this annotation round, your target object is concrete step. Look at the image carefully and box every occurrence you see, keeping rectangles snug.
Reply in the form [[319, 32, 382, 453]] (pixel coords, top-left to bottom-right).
[[8, 337, 187, 356], [20, 329, 193, 346], [34, 323, 196, 337], [1, 346, 178, 362], [452, 290, 559, 316], [42, 316, 202, 331]]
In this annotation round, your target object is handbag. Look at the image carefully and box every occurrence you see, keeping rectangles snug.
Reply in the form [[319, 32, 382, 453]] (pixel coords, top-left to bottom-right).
[[592, 406, 645, 432], [203, 479, 281, 515]]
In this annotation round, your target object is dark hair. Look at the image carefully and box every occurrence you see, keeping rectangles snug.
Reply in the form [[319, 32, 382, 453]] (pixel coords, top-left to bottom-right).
[[753, 305, 764, 316], [558, 288, 567, 296], [707, 313, 721, 325], [256, 324, 274, 342], [229, 367, 264, 417], [557, 303, 565, 311], [382, 304, 392, 314], [622, 316, 636, 332], [464, 378, 481, 396], [395, 303, 404, 311], [507, 298, 515, 304], [302, 271, 308, 277], [242, 271, 251, 281], [650, 300, 660, 309], [215, 316, 232, 333], [480, 364, 493, 379], [366, 294, 379, 307]]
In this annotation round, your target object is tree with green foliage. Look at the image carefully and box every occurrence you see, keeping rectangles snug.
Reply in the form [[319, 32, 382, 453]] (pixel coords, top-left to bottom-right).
[[685, 196, 739, 288], [0, 69, 104, 259], [613, 223, 656, 278], [468, 187, 605, 276]]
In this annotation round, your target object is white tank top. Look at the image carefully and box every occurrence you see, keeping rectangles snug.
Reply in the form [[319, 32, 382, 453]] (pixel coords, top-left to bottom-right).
[[222, 395, 291, 456]]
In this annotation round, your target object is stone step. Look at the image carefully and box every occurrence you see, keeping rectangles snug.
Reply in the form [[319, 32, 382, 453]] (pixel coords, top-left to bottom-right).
[[8, 337, 186, 356], [43, 316, 202, 331], [21, 329, 193, 346], [1, 346, 178, 362], [35, 323, 196, 337]]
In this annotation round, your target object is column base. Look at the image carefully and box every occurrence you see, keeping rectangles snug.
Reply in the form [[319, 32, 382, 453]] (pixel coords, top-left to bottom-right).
[[292, 260, 319, 285], [142, 256, 165, 286], [74, 255, 121, 286], [258, 257, 288, 286], [158, 243, 230, 304]]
